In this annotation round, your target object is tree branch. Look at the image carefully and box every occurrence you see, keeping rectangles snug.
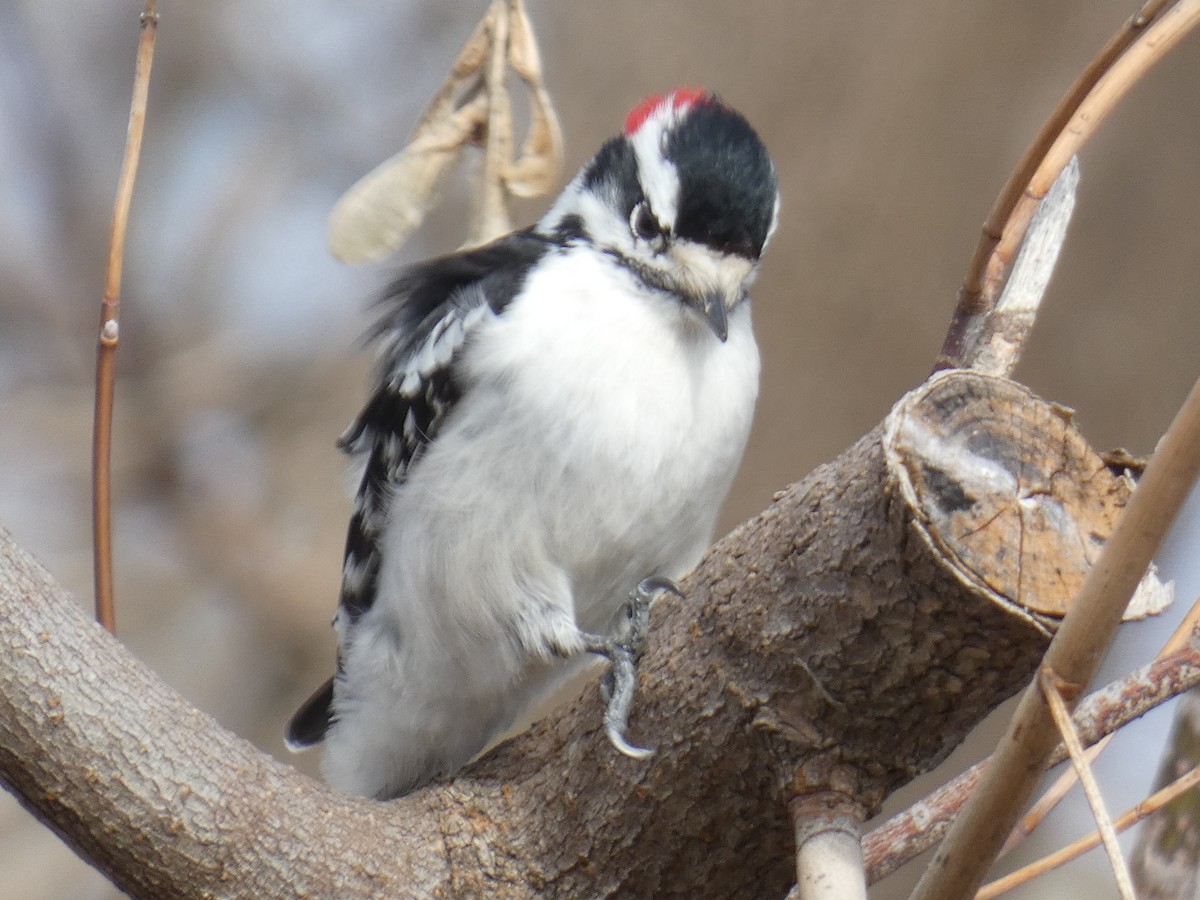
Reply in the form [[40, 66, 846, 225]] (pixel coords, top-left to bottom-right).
[[936, 0, 1198, 373], [863, 634, 1200, 883], [913, 369, 1200, 900], [93, 1, 158, 633], [1, 369, 1151, 896]]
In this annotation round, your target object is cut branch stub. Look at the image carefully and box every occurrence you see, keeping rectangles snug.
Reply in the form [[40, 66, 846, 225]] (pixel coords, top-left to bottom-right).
[[886, 371, 1172, 625], [889, 371, 1118, 625], [730, 371, 1169, 816]]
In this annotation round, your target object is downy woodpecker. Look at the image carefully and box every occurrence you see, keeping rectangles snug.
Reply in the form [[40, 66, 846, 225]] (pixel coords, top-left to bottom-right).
[[287, 88, 779, 799]]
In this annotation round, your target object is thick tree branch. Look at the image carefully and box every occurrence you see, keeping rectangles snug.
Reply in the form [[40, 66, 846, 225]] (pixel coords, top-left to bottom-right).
[[0, 370, 1152, 896]]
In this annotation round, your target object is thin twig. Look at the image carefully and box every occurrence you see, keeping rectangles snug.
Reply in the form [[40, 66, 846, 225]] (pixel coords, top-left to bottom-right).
[[935, 0, 1200, 372], [966, 0, 1173, 299], [1003, 595, 1200, 854], [863, 639, 1200, 883], [1026, 0, 1200, 199], [476, 0, 513, 242], [1039, 666, 1135, 899], [977, 764, 1200, 900], [911, 368, 1200, 899], [92, 1, 159, 634]]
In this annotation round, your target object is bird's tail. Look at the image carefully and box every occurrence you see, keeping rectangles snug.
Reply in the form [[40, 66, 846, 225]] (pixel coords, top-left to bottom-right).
[[285, 677, 335, 751]]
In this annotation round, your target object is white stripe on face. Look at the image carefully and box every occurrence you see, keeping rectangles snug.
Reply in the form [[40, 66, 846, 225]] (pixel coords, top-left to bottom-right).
[[627, 101, 686, 232]]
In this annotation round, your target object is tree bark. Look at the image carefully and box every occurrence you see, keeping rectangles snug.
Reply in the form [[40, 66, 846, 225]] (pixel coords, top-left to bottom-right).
[[0, 370, 1141, 897], [1131, 690, 1200, 899]]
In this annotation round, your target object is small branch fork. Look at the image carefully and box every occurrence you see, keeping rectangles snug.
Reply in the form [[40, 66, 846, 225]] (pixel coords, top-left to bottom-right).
[[862, 632, 1200, 883], [935, 0, 1200, 375], [1038, 666, 1135, 899], [977, 762, 1200, 899], [92, 1, 159, 634]]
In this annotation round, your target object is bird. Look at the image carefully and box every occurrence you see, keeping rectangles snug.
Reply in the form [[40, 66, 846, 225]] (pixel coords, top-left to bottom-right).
[[286, 87, 779, 799]]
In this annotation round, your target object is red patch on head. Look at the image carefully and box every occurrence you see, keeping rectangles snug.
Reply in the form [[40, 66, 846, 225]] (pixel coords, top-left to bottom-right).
[[623, 87, 711, 135]]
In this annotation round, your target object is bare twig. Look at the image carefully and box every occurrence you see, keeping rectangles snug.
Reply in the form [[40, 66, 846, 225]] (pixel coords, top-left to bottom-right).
[[1039, 666, 1134, 899], [789, 794, 867, 900], [864, 639, 1200, 883], [911, 370, 1200, 899], [1025, 0, 1200, 198], [476, 0, 514, 242], [978, 764, 1200, 900], [92, 1, 159, 634], [963, 0, 1174, 300], [936, 0, 1200, 372], [1004, 596, 1200, 854], [1005, 735, 1112, 856]]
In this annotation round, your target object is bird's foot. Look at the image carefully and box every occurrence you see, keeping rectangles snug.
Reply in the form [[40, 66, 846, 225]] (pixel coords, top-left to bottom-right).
[[582, 576, 683, 759]]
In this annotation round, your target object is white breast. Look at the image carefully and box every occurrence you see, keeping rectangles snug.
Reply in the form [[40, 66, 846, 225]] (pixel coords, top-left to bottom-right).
[[326, 246, 760, 797], [452, 247, 761, 630], [369, 247, 760, 653]]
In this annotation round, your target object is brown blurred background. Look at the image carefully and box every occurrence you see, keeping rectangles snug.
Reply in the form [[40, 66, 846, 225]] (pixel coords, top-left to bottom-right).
[[1, 1, 1198, 896]]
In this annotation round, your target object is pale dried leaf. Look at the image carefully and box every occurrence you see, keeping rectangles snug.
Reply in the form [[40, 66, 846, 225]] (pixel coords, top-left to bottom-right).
[[503, 0, 563, 197], [328, 92, 489, 263], [1123, 562, 1174, 620], [327, 2, 498, 263], [327, 0, 562, 259], [412, 3, 496, 133], [504, 84, 562, 198]]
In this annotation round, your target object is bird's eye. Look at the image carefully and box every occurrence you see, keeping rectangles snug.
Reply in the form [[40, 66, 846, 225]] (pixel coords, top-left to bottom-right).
[[630, 202, 664, 242]]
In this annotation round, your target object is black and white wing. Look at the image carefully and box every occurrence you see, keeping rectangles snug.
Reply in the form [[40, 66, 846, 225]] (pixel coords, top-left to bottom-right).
[[285, 229, 554, 749], [337, 229, 556, 622]]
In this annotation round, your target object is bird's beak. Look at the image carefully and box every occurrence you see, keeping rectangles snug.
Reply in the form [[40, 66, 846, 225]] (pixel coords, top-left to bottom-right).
[[667, 240, 747, 343], [698, 291, 728, 343]]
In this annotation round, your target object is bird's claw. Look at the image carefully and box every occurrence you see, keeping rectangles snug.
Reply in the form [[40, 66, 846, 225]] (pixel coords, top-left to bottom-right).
[[601, 641, 653, 758], [626, 575, 681, 659], [584, 575, 683, 759]]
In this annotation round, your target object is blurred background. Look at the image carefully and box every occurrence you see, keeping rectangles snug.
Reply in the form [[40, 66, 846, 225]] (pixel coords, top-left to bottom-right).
[[1, 1, 1198, 896]]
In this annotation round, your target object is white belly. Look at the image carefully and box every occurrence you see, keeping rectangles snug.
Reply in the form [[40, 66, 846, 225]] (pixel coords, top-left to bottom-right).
[[324, 249, 760, 797], [400, 250, 760, 636]]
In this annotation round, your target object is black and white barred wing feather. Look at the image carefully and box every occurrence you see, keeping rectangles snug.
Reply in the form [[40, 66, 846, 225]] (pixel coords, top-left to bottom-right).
[[335, 292, 487, 622], [285, 230, 553, 749]]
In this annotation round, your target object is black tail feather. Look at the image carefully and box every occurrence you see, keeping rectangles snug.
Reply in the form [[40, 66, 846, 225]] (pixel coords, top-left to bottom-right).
[[285, 677, 335, 750]]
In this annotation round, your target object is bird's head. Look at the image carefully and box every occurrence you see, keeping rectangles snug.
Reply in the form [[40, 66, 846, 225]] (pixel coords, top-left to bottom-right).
[[540, 88, 779, 341]]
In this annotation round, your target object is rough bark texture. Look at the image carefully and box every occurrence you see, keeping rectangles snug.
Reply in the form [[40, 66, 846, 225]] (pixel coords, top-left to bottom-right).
[[0, 371, 1136, 897], [1131, 690, 1200, 899]]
